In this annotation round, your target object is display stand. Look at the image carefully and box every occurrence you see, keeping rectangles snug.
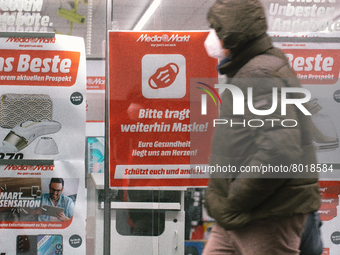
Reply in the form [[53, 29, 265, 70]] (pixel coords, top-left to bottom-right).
[[87, 173, 186, 255]]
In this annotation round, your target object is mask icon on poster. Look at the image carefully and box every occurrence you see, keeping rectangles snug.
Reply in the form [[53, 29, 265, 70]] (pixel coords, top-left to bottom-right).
[[148, 63, 179, 89], [142, 54, 186, 99]]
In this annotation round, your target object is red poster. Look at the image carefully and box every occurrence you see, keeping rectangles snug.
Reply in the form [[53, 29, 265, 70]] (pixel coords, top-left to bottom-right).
[[283, 48, 340, 85], [109, 31, 218, 187]]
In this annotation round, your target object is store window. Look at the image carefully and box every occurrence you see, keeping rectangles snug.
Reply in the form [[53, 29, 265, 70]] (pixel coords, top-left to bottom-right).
[[1, 0, 340, 255]]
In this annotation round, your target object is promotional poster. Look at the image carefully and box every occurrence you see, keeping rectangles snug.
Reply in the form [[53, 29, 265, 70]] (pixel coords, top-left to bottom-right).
[[109, 31, 218, 187], [0, 34, 86, 255], [275, 41, 340, 255], [262, 0, 340, 37]]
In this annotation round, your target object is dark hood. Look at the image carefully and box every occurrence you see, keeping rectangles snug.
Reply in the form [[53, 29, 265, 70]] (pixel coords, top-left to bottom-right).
[[207, 0, 268, 53]]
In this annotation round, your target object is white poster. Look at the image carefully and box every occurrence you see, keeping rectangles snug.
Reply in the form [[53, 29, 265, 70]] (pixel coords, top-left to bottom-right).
[[275, 41, 340, 255], [0, 34, 86, 255], [262, 0, 340, 37]]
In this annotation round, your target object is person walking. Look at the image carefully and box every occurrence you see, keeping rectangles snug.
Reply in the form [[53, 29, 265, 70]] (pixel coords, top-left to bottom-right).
[[202, 0, 322, 254]]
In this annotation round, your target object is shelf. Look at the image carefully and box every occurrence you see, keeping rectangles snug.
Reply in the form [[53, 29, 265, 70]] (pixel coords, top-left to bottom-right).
[[100, 201, 181, 210]]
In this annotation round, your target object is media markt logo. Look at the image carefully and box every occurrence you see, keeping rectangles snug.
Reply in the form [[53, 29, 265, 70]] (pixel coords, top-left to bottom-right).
[[136, 33, 190, 43], [6, 37, 56, 43], [196, 82, 222, 115], [87, 77, 105, 85]]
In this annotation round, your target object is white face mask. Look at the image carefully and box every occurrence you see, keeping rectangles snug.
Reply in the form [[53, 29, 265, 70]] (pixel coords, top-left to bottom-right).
[[204, 29, 226, 60]]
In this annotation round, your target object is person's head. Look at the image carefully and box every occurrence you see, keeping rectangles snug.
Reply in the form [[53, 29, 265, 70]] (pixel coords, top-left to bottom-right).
[[49, 178, 64, 202], [207, 0, 267, 55]]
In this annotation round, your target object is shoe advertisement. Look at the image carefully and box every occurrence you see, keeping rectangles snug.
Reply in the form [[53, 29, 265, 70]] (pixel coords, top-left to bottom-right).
[[275, 41, 340, 255], [108, 31, 218, 188], [0, 35, 86, 254]]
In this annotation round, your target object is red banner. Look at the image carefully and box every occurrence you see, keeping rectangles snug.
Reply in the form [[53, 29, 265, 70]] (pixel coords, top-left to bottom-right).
[[109, 31, 218, 187]]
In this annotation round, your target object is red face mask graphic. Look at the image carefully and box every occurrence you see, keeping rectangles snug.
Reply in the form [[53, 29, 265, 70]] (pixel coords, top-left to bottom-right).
[[148, 63, 179, 89]]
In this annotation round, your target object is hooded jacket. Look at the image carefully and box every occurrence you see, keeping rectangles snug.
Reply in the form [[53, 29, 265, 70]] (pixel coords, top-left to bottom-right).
[[204, 0, 321, 230]]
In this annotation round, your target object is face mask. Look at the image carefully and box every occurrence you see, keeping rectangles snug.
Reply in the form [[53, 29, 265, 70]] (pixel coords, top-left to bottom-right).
[[149, 63, 179, 89], [204, 29, 226, 60]]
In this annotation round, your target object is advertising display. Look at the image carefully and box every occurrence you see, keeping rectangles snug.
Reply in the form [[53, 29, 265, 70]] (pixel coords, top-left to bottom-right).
[[0, 34, 86, 254], [274, 41, 340, 255], [109, 31, 218, 187], [318, 181, 340, 255], [3, 1, 340, 254], [275, 42, 340, 167], [262, 0, 340, 37]]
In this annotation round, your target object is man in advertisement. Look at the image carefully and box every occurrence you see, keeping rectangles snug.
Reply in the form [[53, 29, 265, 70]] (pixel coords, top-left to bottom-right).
[[30, 178, 75, 222], [202, 0, 322, 254]]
